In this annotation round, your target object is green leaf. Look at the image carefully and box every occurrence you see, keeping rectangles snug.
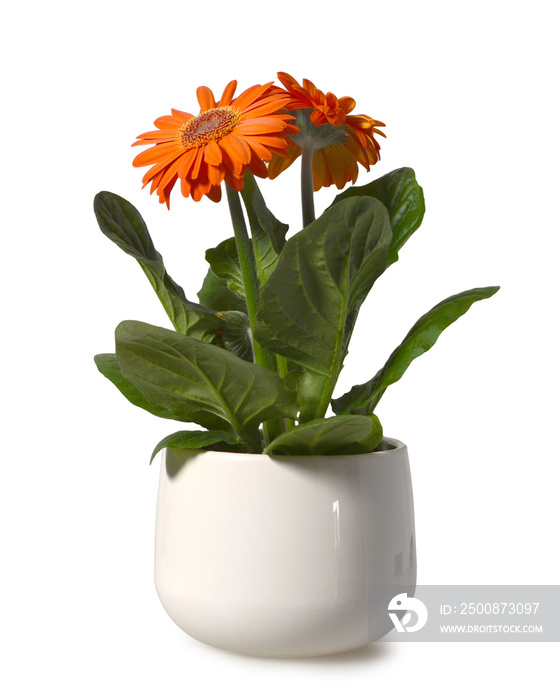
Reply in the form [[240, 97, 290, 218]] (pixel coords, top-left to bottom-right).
[[332, 167, 425, 263], [332, 286, 500, 415], [197, 268, 247, 313], [205, 237, 246, 299], [94, 191, 217, 339], [150, 429, 240, 464], [94, 353, 175, 419], [241, 172, 288, 256], [264, 414, 383, 456], [115, 321, 297, 450], [254, 196, 393, 421]]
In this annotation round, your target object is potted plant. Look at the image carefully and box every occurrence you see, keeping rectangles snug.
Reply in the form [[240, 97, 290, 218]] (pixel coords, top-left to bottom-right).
[[93, 73, 499, 657]]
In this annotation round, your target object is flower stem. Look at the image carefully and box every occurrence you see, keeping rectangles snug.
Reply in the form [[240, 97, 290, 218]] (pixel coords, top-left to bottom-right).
[[226, 184, 260, 334], [301, 139, 316, 228], [225, 184, 283, 447]]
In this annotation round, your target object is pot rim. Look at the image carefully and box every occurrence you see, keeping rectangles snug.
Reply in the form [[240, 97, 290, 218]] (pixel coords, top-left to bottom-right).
[[164, 436, 406, 461]]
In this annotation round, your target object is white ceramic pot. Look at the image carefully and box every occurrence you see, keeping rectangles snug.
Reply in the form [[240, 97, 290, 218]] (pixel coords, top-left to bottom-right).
[[154, 438, 416, 657]]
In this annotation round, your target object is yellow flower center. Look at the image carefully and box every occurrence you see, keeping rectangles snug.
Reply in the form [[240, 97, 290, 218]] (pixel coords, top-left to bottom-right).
[[177, 107, 240, 148]]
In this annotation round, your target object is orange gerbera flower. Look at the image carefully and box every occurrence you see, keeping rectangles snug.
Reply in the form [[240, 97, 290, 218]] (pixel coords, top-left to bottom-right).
[[132, 81, 297, 206], [268, 72, 386, 191]]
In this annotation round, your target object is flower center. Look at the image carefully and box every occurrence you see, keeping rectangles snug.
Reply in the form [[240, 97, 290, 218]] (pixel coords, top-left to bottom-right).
[[177, 107, 240, 148]]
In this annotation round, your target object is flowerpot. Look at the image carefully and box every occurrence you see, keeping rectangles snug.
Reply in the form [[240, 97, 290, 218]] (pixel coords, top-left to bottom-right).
[[154, 437, 416, 657]]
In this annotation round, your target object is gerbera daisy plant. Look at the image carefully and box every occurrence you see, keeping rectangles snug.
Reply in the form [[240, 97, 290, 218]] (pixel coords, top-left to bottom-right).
[[94, 74, 499, 460]]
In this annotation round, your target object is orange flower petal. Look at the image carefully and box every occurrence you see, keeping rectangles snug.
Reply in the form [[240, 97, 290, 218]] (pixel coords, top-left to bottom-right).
[[312, 150, 329, 190], [192, 178, 214, 202], [196, 86, 216, 112], [204, 139, 223, 166], [240, 136, 273, 161], [207, 162, 225, 186], [249, 134, 290, 150], [224, 172, 245, 191], [142, 155, 181, 187], [148, 168, 165, 194], [206, 185, 222, 203], [190, 147, 205, 180], [178, 149, 198, 179], [219, 80, 237, 107], [133, 144, 182, 169], [241, 97, 292, 120], [181, 178, 191, 198], [267, 144, 301, 180], [159, 174, 178, 209], [233, 82, 274, 112], [236, 117, 293, 134], [221, 134, 251, 165], [153, 116, 185, 129], [133, 129, 177, 143], [247, 154, 268, 179], [158, 158, 182, 193]]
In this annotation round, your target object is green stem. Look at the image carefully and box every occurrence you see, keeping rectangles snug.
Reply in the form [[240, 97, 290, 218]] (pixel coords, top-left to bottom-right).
[[226, 185, 260, 335], [225, 184, 282, 447], [301, 139, 316, 228]]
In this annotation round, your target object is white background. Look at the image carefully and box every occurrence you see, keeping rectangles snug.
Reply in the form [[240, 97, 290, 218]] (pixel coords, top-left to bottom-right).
[[1, 0, 558, 697]]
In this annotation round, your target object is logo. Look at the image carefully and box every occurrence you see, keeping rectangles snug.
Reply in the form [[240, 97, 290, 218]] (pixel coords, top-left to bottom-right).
[[388, 593, 428, 632]]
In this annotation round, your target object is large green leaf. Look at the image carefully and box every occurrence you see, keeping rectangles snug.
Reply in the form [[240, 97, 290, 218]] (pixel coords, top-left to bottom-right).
[[94, 191, 217, 340], [94, 353, 175, 419], [254, 196, 393, 421], [332, 286, 500, 415], [264, 414, 383, 456], [115, 321, 298, 451], [332, 167, 425, 263], [150, 429, 240, 464]]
